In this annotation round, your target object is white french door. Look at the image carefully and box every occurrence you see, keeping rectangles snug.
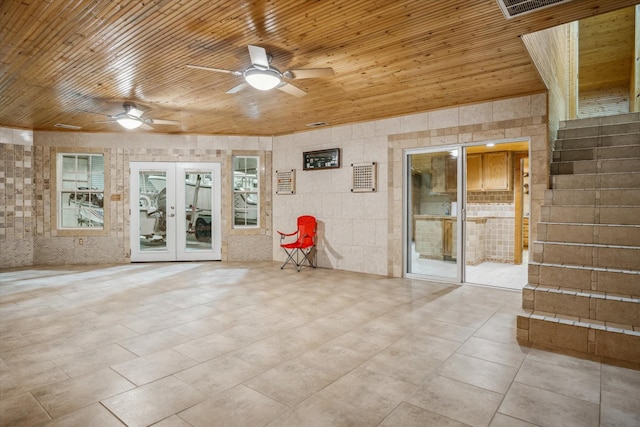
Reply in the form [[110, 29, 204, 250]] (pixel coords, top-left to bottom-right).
[[130, 162, 221, 262]]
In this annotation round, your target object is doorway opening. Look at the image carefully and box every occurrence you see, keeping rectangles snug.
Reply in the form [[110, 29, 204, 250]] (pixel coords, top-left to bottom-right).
[[405, 141, 530, 289]]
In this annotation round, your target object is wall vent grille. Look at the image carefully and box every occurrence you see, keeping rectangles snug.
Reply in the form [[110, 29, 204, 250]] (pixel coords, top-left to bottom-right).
[[351, 162, 377, 193], [496, 0, 574, 19]]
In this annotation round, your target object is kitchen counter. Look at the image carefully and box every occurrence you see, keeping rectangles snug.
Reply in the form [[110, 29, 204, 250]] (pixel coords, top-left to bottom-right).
[[413, 215, 487, 262]]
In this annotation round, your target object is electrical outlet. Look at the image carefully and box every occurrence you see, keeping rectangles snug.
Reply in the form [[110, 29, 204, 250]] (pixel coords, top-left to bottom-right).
[[78, 238, 83, 245]]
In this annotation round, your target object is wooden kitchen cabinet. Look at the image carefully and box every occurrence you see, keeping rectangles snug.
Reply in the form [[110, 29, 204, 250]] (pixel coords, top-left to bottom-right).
[[442, 219, 454, 259], [466, 151, 510, 191], [483, 152, 510, 190], [466, 154, 483, 191], [431, 155, 458, 193], [444, 155, 457, 192]]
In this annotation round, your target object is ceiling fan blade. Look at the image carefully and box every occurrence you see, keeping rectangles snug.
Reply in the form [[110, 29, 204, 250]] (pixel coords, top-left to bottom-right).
[[277, 82, 307, 98], [81, 110, 116, 118], [148, 119, 180, 125], [226, 83, 248, 94], [140, 123, 153, 131], [186, 64, 242, 76], [248, 45, 270, 69], [128, 107, 144, 118], [286, 68, 335, 79]]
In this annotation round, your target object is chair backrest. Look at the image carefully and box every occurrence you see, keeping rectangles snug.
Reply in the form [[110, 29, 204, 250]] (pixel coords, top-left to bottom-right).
[[297, 215, 316, 247]]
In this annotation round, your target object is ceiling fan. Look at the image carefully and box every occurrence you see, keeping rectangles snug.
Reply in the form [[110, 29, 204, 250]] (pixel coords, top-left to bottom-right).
[[91, 102, 181, 130], [187, 45, 334, 97]]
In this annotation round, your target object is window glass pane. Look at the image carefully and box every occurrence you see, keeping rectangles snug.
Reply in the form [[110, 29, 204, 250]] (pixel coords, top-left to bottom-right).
[[58, 153, 105, 229], [233, 156, 259, 228]]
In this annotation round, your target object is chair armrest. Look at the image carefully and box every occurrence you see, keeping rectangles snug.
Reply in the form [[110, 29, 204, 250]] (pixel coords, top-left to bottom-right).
[[277, 230, 298, 237]]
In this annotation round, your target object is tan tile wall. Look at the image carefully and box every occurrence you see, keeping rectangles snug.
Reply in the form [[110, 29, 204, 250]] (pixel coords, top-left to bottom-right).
[[465, 219, 485, 265], [272, 126, 389, 276], [388, 94, 549, 276], [2, 93, 548, 273], [273, 93, 548, 277], [414, 219, 443, 259], [467, 191, 513, 203], [1, 130, 273, 266], [0, 140, 35, 267]]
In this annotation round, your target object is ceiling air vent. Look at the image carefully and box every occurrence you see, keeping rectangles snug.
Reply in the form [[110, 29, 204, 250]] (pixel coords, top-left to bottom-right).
[[54, 123, 81, 130], [496, 0, 574, 19], [306, 121, 328, 128]]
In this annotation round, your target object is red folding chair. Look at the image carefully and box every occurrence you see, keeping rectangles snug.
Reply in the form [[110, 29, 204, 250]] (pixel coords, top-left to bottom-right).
[[277, 215, 317, 271]]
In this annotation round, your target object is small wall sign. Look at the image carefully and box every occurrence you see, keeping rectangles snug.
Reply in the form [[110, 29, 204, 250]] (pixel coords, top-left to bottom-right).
[[303, 148, 340, 170], [276, 169, 296, 194]]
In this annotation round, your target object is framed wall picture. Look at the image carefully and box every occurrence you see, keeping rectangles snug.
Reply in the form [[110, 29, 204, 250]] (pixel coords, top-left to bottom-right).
[[303, 148, 340, 170]]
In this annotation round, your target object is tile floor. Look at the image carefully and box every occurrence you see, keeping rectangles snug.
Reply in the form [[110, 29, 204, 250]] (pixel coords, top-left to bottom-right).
[[1, 261, 639, 427]]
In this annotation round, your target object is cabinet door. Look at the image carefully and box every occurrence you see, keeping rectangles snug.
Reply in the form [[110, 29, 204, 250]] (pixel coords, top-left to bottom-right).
[[430, 156, 446, 193], [442, 219, 453, 257], [466, 154, 483, 191], [445, 155, 457, 192], [483, 152, 510, 190]]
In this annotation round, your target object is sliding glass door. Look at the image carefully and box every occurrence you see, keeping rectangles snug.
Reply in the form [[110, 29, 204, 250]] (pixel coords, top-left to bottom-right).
[[405, 148, 461, 281], [405, 142, 530, 289]]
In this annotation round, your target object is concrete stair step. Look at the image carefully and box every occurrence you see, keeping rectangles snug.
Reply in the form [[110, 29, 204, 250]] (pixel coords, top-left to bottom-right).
[[523, 284, 640, 326], [522, 113, 640, 366], [557, 120, 640, 139], [540, 205, 640, 225], [544, 188, 640, 206], [555, 133, 640, 150], [517, 312, 640, 364], [531, 241, 640, 270], [553, 145, 640, 162], [529, 262, 640, 296], [551, 172, 640, 190], [537, 222, 640, 246], [556, 133, 640, 150], [560, 112, 639, 129], [550, 158, 640, 175]]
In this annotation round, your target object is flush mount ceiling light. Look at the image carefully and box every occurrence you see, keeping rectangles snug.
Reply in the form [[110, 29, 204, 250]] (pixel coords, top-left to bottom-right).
[[115, 103, 144, 129], [85, 102, 181, 130], [244, 68, 282, 91], [116, 117, 143, 129]]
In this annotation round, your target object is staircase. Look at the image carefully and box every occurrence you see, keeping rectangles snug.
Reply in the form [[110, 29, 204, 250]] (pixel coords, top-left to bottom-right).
[[517, 112, 640, 365]]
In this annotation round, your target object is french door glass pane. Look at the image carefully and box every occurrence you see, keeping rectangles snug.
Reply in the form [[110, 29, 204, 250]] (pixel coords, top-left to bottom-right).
[[138, 171, 167, 252], [183, 171, 214, 251]]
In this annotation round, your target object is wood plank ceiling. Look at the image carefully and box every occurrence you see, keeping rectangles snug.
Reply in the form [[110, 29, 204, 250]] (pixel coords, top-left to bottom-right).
[[580, 7, 636, 93], [0, 0, 636, 136]]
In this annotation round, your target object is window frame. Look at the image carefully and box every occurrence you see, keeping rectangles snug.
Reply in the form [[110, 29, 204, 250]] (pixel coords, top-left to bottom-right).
[[232, 155, 260, 229], [52, 149, 109, 236]]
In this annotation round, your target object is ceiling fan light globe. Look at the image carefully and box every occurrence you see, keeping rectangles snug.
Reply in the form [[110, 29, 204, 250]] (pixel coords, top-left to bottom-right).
[[117, 117, 143, 129], [244, 68, 281, 90]]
